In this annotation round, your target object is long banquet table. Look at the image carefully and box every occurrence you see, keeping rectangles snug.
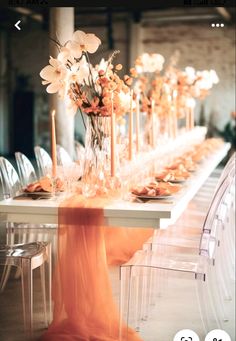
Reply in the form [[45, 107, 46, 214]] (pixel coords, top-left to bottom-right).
[[0, 141, 231, 341], [0, 142, 230, 228]]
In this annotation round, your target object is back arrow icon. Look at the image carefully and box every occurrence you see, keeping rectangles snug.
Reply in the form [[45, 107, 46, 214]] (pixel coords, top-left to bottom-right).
[[15, 20, 21, 30]]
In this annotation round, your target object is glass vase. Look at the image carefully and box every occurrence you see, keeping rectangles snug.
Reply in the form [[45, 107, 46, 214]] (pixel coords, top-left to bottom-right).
[[82, 115, 111, 197]]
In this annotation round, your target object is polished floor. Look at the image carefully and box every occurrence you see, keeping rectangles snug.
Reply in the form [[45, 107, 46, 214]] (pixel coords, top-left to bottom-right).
[[0, 264, 235, 341]]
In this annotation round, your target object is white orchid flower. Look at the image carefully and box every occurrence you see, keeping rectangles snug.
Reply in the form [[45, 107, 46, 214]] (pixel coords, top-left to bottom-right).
[[151, 53, 165, 72], [77, 59, 90, 84], [96, 58, 108, 72], [119, 91, 135, 111], [185, 66, 196, 84], [209, 69, 219, 84], [66, 56, 90, 86], [57, 47, 74, 65], [196, 70, 217, 90], [135, 64, 143, 74], [186, 97, 196, 108], [138, 53, 165, 73], [66, 30, 101, 59], [40, 57, 67, 94]]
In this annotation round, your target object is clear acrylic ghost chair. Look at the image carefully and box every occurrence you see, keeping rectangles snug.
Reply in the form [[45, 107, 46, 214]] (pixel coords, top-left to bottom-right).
[[56, 144, 73, 166], [143, 159, 235, 286], [143, 161, 235, 315], [0, 242, 51, 335], [148, 174, 229, 250], [0, 157, 38, 245], [0, 157, 56, 289], [34, 146, 52, 177], [15, 152, 37, 188], [202, 153, 235, 198], [120, 168, 235, 338], [0, 158, 20, 289], [0, 158, 27, 287], [0, 156, 22, 199]]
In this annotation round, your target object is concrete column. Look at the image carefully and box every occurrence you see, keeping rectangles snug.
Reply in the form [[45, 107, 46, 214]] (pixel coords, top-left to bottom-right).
[[0, 32, 9, 154], [49, 7, 74, 157], [129, 21, 143, 67]]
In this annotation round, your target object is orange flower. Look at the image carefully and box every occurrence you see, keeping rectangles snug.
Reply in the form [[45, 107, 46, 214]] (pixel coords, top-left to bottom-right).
[[102, 96, 111, 106], [115, 64, 122, 71], [83, 96, 101, 114], [130, 68, 138, 78]]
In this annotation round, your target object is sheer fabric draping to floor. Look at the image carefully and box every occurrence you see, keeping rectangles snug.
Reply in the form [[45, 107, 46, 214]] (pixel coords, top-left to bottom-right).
[[42, 195, 153, 341]]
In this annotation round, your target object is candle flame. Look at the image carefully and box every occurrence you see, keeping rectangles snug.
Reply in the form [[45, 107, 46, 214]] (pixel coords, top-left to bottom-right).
[[51, 110, 56, 117]]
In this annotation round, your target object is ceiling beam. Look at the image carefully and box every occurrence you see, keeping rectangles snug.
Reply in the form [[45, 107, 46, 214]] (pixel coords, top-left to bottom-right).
[[215, 7, 231, 21], [10, 7, 43, 22]]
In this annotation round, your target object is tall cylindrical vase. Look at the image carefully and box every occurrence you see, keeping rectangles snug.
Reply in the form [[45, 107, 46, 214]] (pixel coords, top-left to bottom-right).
[[82, 115, 110, 197]]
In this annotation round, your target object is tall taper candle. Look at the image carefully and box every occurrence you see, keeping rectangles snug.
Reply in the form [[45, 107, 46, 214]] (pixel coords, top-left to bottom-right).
[[189, 107, 194, 130], [128, 90, 134, 160], [186, 108, 190, 131], [110, 93, 116, 177], [172, 90, 178, 138], [136, 94, 140, 153], [51, 110, 57, 177], [151, 99, 155, 148], [172, 108, 177, 139]]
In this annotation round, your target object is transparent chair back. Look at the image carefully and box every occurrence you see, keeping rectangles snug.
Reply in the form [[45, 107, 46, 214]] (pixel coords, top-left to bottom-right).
[[200, 180, 230, 257], [56, 144, 73, 166], [219, 152, 235, 180], [202, 158, 235, 233], [0, 157, 22, 199], [15, 152, 37, 188], [34, 146, 52, 177], [209, 152, 235, 196]]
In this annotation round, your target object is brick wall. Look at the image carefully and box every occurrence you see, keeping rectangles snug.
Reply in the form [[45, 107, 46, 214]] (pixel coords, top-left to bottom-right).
[[141, 23, 235, 129]]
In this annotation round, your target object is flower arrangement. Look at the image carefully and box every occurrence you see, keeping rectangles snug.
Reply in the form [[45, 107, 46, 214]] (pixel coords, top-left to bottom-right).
[[40, 30, 137, 196], [40, 30, 135, 151], [40, 30, 220, 154], [175, 67, 219, 106], [133, 53, 165, 113]]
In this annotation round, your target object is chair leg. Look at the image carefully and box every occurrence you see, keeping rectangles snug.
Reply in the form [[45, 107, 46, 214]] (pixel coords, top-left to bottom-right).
[[21, 260, 33, 336], [40, 264, 48, 327], [46, 243, 52, 324], [119, 266, 132, 341], [0, 263, 12, 292], [195, 276, 211, 334]]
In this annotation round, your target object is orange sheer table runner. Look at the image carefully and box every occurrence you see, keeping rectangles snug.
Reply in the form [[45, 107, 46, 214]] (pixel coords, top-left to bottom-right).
[[42, 194, 153, 341]]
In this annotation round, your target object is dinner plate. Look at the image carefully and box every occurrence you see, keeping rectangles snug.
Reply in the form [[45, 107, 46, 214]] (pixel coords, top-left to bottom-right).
[[22, 191, 52, 198], [24, 190, 51, 195], [186, 168, 196, 173], [134, 194, 173, 200], [155, 177, 186, 183], [168, 179, 186, 183]]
